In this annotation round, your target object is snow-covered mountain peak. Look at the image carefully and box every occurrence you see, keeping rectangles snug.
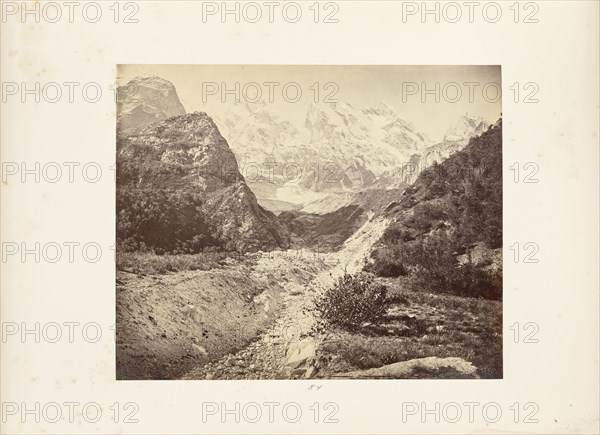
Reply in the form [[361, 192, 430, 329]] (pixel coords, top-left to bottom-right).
[[444, 113, 489, 142], [362, 101, 397, 118]]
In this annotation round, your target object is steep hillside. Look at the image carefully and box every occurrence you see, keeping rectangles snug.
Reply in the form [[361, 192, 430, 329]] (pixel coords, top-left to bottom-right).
[[417, 114, 490, 173], [117, 112, 290, 253], [279, 205, 366, 251], [368, 119, 503, 300], [116, 76, 491, 213], [280, 187, 407, 250]]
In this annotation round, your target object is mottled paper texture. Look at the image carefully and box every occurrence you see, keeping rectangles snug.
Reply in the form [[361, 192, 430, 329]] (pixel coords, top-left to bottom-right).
[[1, 1, 598, 434]]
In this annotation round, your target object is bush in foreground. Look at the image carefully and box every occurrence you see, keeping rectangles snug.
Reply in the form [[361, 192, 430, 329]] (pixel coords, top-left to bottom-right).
[[316, 273, 389, 330]]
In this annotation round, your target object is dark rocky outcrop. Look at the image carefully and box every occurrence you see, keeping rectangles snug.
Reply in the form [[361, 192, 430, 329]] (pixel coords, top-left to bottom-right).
[[117, 112, 290, 253]]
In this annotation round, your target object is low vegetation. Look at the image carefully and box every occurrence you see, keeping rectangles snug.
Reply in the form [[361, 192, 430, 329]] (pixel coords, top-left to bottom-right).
[[116, 112, 290, 254], [368, 120, 503, 300], [314, 273, 389, 330], [117, 189, 218, 254], [312, 121, 504, 378], [315, 277, 502, 378], [116, 250, 252, 275]]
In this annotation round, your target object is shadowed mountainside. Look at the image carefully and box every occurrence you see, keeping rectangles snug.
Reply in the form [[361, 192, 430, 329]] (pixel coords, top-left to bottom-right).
[[117, 112, 290, 253], [367, 118, 502, 300]]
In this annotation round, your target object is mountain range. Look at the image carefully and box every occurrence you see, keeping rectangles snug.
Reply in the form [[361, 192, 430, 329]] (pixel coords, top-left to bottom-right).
[[215, 98, 489, 211], [116, 75, 495, 254]]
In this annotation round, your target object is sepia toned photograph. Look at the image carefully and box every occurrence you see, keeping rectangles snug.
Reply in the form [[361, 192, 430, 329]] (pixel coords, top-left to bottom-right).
[[3, 0, 599, 432], [115, 65, 503, 380]]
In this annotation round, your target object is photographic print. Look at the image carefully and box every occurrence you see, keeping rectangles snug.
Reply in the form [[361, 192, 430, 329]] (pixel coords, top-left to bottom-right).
[[3, 1, 599, 433], [115, 65, 503, 380]]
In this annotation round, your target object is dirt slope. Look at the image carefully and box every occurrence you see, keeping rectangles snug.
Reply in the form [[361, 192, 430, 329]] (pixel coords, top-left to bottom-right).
[[116, 251, 327, 380], [182, 216, 390, 380]]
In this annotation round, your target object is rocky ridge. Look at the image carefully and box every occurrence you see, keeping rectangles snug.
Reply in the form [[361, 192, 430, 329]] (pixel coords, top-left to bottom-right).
[[117, 76, 186, 135], [117, 111, 290, 252]]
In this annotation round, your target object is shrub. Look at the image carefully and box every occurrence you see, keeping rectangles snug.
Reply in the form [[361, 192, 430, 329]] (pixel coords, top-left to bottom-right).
[[383, 225, 413, 244], [116, 188, 218, 254], [316, 273, 389, 330], [448, 264, 502, 300], [393, 234, 502, 300], [406, 260, 502, 300], [368, 257, 409, 278], [369, 120, 503, 295]]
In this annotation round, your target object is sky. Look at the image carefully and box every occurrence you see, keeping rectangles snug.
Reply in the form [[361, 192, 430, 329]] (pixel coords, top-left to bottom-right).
[[117, 65, 501, 142]]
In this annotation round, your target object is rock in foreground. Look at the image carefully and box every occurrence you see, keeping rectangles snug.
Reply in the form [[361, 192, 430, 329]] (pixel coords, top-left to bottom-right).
[[334, 357, 479, 379]]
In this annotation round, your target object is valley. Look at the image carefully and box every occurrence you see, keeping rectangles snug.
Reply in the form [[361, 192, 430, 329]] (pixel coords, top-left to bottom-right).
[[117, 218, 501, 380], [115, 73, 503, 380]]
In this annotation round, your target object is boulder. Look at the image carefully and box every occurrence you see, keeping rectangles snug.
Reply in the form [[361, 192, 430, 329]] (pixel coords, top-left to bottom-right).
[[253, 291, 271, 312], [291, 368, 307, 377], [182, 305, 202, 323], [334, 357, 479, 379], [192, 344, 208, 356], [285, 338, 316, 368], [304, 366, 319, 379]]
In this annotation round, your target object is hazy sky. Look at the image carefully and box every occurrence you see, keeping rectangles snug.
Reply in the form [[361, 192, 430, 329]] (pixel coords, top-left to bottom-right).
[[118, 65, 501, 142]]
